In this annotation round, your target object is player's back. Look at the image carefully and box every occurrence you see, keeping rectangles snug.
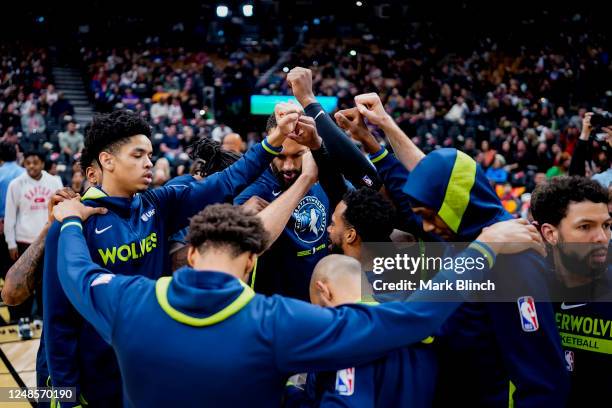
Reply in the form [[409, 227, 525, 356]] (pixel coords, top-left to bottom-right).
[[113, 268, 294, 407]]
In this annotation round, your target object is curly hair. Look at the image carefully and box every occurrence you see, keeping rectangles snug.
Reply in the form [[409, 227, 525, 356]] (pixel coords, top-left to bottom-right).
[[342, 187, 396, 242], [78, 147, 95, 170], [187, 204, 268, 256], [0, 142, 17, 162], [84, 110, 151, 167], [531, 176, 610, 226], [188, 137, 241, 177], [23, 150, 46, 162]]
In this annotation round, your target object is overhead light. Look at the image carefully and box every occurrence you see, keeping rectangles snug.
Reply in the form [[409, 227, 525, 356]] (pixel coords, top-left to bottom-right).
[[282, 67, 290, 73], [356, 1, 363, 6], [216, 5, 229, 18], [349, 50, 357, 56], [242, 4, 253, 17]]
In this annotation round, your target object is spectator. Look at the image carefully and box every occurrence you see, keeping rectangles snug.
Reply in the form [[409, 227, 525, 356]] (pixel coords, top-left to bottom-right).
[[152, 157, 171, 187], [534, 142, 554, 173], [221, 132, 246, 153], [444, 95, 468, 125], [546, 152, 571, 179], [160, 124, 183, 164], [121, 88, 140, 111], [168, 98, 184, 123], [3, 150, 62, 330], [485, 154, 509, 184], [211, 123, 233, 142], [150, 97, 169, 122], [58, 120, 85, 162], [71, 170, 85, 194], [21, 106, 46, 135], [179, 126, 196, 151], [1, 104, 21, 133], [480, 140, 496, 168], [50, 92, 75, 122], [45, 84, 59, 106]]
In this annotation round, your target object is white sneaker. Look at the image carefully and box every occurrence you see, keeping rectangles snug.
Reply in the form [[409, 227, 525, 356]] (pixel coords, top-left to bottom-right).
[[18, 318, 32, 340]]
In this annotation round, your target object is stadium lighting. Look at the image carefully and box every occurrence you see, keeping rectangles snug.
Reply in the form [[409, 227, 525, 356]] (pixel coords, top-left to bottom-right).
[[356, 1, 363, 6], [242, 4, 254, 17], [216, 5, 229, 18]]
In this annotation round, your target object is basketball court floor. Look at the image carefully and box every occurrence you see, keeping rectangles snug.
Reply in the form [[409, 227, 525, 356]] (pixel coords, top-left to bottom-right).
[[0, 303, 38, 407]]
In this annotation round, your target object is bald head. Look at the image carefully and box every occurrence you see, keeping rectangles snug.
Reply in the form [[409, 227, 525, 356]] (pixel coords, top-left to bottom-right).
[[222, 133, 245, 153], [310, 254, 362, 307]]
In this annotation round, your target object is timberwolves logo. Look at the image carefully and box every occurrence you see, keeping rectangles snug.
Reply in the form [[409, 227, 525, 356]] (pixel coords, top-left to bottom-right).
[[293, 196, 327, 244]]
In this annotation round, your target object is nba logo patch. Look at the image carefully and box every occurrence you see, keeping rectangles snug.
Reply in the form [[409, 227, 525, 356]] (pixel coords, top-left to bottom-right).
[[517, 296, 539, 332], [362, 175, 373, 187], [335, 367, 355, 396], [565, 350, 574, 372]]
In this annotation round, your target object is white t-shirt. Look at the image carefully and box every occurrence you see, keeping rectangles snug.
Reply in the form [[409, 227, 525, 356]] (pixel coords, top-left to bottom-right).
[[3, 171, 63, 247]]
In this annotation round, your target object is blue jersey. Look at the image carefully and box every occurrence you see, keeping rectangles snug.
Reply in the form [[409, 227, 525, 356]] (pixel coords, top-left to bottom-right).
[[234, 168, 330, 300], [56, 218, 493, 407], [165, 174, 197, 248], [42, 141, 280, 407], [551, 267, 612, 407], [287, 340, 436, 408]]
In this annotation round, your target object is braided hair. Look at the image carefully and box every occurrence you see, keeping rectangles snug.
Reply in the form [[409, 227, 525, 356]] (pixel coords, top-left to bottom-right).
[[188, 137, 241, 177]]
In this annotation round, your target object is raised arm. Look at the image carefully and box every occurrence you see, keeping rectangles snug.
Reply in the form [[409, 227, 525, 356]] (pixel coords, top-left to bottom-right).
[[287, 67, 382, 191], [354, 93, 425, 172], [151, 103, 299, 235], [288, 113, 348, 209], [569, 112, 593, 177]]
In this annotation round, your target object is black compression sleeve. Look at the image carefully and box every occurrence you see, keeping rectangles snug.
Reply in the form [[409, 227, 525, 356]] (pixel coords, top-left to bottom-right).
[[304, 103, 382, 190], [311, 143, 347, 210]]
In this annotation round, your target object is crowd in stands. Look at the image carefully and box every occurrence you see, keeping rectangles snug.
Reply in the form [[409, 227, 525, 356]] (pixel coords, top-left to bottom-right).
[[0, 46, 80, 189], [77, 44, 286, 183], [257, 29, 610, 213], [1, 25, 611, 214]]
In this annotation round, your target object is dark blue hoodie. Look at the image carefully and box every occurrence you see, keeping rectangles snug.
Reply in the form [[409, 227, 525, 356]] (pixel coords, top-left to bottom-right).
[[42, 141, 281, 407], [55, 216, 494, 407], [403, 148, 569, 407]]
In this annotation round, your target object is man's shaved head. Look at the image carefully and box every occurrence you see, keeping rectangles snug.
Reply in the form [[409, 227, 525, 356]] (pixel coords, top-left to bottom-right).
[[310, 255, 362, 307]]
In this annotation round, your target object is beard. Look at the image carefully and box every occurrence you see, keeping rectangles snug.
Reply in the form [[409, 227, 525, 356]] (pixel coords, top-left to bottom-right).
[[271, 165, 300, 190], [328, 237, 344, 255], [556, 235, 609, 279]]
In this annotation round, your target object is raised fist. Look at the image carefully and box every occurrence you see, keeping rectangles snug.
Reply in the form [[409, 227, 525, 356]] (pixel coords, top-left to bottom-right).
[[287, 67, 317, 108]]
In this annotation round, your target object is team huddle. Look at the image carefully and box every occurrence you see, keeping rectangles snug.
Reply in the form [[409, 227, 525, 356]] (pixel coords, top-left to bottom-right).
[[4, 67, 611, 407]]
